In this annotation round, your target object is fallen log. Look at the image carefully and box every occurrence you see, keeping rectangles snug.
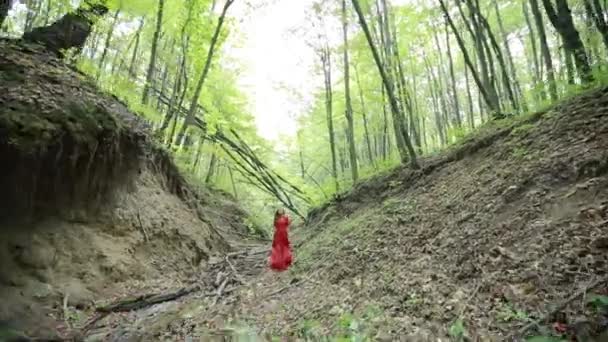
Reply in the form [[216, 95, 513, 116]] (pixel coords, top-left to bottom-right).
[[96, 284, 200, 313]]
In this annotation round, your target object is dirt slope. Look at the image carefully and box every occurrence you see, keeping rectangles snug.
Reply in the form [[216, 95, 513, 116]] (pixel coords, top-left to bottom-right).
[[0, 39, 252, 340]]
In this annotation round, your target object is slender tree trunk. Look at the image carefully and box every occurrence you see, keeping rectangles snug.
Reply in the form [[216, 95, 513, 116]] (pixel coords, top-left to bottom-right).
[[459, 0, 500, 113], [96, 8, 121, 80], [493, 0, 527, 112], [191, 138, 205, 173], [541, 0, 593, 83], [530, 0, 558, 100], [175, 0, 234, 146], [523, 1, 544, 102], [0, 0, 10, 28], [432, 29, 451, 133], [142, 0, 165, 105], [425, 57, 447, 146], [321, 46, 340, 192], [354, 64, 375, 166], [342, 0, 358, 182], [445, 21, 461, 128], [381, 85, 389, 160], [129, 18, 145, 78], [564, 47, 575, 84], [228, 167, 238, 199], [585, 0, 608, 50], [352, 0, 418, 168], [205, 153, 217, 184], [464, 66, 475, 129], [440, 0, 499, 114]]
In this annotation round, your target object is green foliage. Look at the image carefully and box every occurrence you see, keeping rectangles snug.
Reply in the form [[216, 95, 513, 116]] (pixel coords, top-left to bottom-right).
[[586, 294, 608, 313], [511, 146, 529, 159], [496, 303, 531, 323], [448, 319, 467, 340]]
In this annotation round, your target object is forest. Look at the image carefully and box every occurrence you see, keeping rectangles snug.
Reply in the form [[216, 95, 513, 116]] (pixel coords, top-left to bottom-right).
[[1, 0, 608, 340], [3, 0, 607, 225]]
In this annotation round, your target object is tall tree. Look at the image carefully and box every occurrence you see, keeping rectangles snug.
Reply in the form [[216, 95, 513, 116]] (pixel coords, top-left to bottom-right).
[[541, 0, 593, 83], [0, 0, 9, 28], [175, 0, 235, 146], [439, 0, 499, 115], [320, 44, 340, 192], [96, 8, 121, 80], [142, 0, 165, 105], [351, 0, 418, 168], [529, 0, 558, 100], [342, 0, 359, 182]]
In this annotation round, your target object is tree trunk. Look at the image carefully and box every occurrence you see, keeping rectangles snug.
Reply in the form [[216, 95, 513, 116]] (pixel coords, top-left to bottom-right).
[[585, 0, 608, 50], [493, 0, 527, 112], [439, 0, 499, 115], [354, 63, 375, 166], [191, 138, 205, 173], [464, 66, 475, 129], [321, 46, 340, 193], [529, 0, 558, 100], [445, 20, 461, 128], [0, 0, 10, 28], [473, 6, 519, 112], [380, 85, 389, 160], [341, 0, 359, 182], [459, 0, 500, 114], [175, 0, 234, 146], [523, 1, 544, 102], [205, 153, 217, 184], [129, 18, 145, 78], [541, 0, 593, 83], [96, 8, 121, 80], [352, 0, 418, 168], [142, 0, 164, 105]]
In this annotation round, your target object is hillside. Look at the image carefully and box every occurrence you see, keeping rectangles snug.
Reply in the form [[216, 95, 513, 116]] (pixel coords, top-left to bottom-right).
[[0, 39, 255, 340], [89, 87, 608, 341], [237, 87, 608, 339]]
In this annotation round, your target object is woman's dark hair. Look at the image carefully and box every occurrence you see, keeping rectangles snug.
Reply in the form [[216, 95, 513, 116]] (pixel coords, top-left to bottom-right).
[[274, 208, 285, 222]]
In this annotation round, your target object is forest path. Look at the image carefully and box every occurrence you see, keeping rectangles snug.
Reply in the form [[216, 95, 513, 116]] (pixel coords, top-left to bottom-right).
[[80, 234, 281, 340]]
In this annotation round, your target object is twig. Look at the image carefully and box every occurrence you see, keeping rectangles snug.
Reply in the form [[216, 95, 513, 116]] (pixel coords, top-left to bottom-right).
[[63, 293, 71, 329], [225, 256, 246, 285], [96, 284, 200, 313], [136, 209, 149, 242], [509, 275, 608, 339], [213, 273, 231, 306]]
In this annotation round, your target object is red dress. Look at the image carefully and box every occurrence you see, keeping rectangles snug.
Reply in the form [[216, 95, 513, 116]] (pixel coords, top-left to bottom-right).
[[269, 215, 293, 271]]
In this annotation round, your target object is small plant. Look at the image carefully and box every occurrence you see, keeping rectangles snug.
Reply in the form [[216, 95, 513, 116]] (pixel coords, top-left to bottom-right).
[[448, 319, 468, 340], [496, 303, 530, 322], [512, 146, 528, 159], [586, 293, 608, 313], [297, 319, 323, 339]]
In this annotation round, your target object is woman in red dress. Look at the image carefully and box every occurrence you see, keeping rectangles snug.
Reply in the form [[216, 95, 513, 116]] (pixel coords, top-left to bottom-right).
[[269, 208, 293, 271]]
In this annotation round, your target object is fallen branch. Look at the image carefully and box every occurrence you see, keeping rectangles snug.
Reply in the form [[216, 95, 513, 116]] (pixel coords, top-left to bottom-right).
[[510, 275, 608, 339], [225, 256, 246, 285], [96, 284, 200, 313], [136, 209, 149, 242], [63, 293, 71, 329], [212, 273, 231, 306]]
